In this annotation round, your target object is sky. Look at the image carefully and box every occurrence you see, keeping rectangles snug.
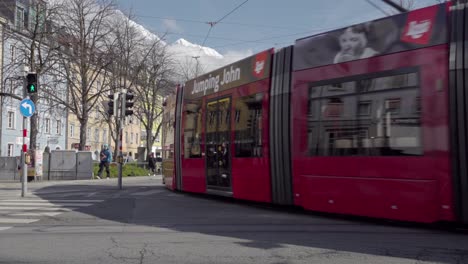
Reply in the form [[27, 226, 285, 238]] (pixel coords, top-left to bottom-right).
[[114, 0, 441, 68]]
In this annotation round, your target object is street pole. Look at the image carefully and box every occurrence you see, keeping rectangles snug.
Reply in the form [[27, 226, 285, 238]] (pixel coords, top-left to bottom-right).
[[118, 91, 124, 190], [21, 78, 27, 197]]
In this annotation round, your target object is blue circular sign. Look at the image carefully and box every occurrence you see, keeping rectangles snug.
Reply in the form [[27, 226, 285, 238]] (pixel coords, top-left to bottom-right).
[[19, 98, 36, 118]]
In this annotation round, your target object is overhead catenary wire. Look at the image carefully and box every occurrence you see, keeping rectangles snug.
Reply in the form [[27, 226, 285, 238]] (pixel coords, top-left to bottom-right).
[[196, 0, 249, 59], [135, 14, 311, 31], [364, 0, 391, 16]]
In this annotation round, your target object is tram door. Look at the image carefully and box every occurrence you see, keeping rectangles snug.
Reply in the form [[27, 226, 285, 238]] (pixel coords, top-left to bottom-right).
[[206, 97, 232, 192]]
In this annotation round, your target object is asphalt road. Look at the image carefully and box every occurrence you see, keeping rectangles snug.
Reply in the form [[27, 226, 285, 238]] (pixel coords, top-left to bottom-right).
[[0, 177, 467, 264]]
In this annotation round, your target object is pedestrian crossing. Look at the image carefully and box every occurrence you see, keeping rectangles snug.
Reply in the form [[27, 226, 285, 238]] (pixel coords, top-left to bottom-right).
[[0, 198, 104, 232]]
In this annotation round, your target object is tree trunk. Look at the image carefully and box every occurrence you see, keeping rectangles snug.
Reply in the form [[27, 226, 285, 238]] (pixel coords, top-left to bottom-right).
[[145, 128, 152, 161], [29, 93, 38, 152], [113, 124, 119, 162], [79, 119, 87, 151]]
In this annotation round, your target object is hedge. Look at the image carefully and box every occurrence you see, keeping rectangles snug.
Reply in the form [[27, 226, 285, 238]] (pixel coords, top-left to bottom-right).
[[93, 162, 151, 178]]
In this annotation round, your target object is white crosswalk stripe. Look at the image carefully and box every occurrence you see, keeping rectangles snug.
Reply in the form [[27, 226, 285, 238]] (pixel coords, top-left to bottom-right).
[[0, 198, 105, 232], [10, 212, 62, 217], [0, 206, 74, 211], [0, 218, 39, 224], [0, 202, 94, 206], [4, 199, 103, 203]]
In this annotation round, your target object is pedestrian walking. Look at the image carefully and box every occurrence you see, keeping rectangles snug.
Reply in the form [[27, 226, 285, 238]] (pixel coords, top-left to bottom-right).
[[148, 153, 156, 176], [97, 144, 112, 179]]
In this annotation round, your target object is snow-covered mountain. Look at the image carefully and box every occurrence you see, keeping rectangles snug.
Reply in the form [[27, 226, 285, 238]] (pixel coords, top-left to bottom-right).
[[166, 37, 253, 76], [172, 38, 223, 59], [118, 13, 253, 74]]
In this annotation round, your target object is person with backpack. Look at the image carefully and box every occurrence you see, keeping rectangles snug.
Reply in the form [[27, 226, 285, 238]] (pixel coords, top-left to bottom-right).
[[97, 144, 112, 179]]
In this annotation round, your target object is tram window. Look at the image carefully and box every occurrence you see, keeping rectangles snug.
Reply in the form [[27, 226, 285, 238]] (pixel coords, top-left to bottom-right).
[[308, 70, 422, 157], [184, 100, 202, 158], [234, 93, 263, 157]]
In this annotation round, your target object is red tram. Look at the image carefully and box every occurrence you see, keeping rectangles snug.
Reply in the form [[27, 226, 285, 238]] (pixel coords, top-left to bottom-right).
[[162, 2, 468, 224]]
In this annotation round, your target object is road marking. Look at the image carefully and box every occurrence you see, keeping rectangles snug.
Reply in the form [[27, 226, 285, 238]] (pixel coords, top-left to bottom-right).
[[0, 206, 74, 211], [10, 212, 62, 217], [4, 199, 103, 203], [32, 189, 89, 194], [0, 218, 39, 224], [0, 202, 94, 207], [0, 198, 106, 233]]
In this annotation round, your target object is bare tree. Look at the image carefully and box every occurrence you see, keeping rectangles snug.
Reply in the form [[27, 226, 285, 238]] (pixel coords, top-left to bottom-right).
[[390, 0, 446, 11], [101, 10, 167, 159], [133, 46, 175, 159], [49, 0, 116, 150], [174, 56, 206, 83], [397, 0, 415, 10], [1, 0, 64, 153]]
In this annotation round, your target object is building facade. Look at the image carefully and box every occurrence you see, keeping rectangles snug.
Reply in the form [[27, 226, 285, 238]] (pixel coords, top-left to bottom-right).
[[0, 0, 67, 156]]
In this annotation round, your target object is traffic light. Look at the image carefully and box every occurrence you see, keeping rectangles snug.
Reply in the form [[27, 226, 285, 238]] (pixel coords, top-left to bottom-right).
[[26, 73, 38, 93], [123, 91, 134, 116], [107, 93, 118, 116]]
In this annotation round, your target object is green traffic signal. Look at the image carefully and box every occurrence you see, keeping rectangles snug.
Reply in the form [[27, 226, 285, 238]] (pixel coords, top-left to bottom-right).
[[26, 73, 38, 94], [28, 84, 36, 93]]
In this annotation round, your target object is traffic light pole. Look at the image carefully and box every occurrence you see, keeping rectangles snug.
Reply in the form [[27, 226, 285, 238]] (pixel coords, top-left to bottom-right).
[[110, 89, 133, 190], [21, 78, 27, 197], [117, 90, 125, 190]]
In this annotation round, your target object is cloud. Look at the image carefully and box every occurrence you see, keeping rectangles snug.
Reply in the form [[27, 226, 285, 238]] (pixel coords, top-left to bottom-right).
[[162, 19, 183, 33]]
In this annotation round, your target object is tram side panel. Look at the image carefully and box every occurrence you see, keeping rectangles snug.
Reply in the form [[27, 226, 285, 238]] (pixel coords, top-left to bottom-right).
[[180, 50, 274, 200], [162, 93, 177, 190], [290, 4, 454, 223]]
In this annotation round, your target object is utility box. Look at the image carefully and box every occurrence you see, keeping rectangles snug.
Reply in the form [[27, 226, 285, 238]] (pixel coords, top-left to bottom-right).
[[43, 152, 50, 180], [0, 157, 18, 181], [76, 152, 93, 180], [49, 150, 77, 180]]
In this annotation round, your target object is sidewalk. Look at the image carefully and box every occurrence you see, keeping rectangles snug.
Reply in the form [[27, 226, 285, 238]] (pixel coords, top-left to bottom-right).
[[0, 175, 162, 189]]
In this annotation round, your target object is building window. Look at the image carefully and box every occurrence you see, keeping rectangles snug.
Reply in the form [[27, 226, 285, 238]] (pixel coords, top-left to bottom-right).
[[10, 45, 16, 63], [15, 5, 25, 30], [234, 93, 263, 157], [45, 118, 51, 134], [7, 111, 15, 129], [136, 133, 139, 145], [56, 120, 61, 135], [103, 129, 107, 143], [308, 70, 421, 157], [70, 123, 75, 138], [94, 129, 99, 142], [130, 133, 134, 144], [125, 132, 128, 143], [7, 144, 14, 157], [87, 128, 91, 138]]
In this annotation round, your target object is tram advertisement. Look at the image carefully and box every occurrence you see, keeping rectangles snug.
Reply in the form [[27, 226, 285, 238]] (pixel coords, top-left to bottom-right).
[[293, 4, 447, 71], [185, 49, 273, 100]]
